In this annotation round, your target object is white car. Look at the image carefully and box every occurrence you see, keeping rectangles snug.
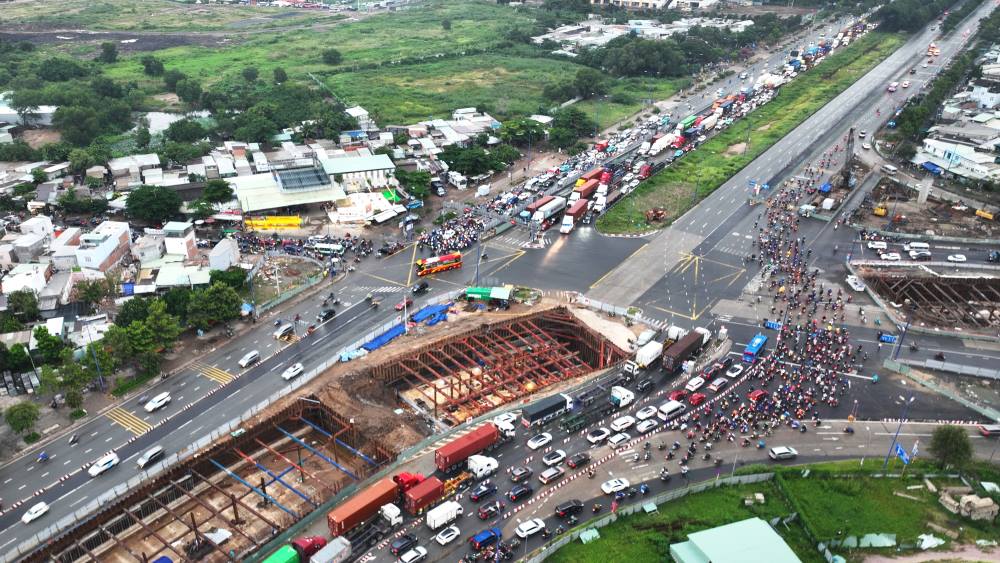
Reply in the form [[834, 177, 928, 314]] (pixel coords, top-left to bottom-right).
[[493, 412, 518, 428], [610, 415, 636, 432], [527, 432, 553, 450], [515, 518, 546, 538], [725, 364, 744, 378], [862, 142, 872, 150], [144, 392, 171, 413], [586, 428, 611, 444], [636, 406, 658, 421], [685, 376, 706, 392], [434, 525, 460, 546], [601, 478, 630, 495], [87, 452, 120, 477], [947, 254, 966, 263], [21, 501, 49, 524], [901, 80, 911, 88], [607, 432, 630, 447], [845, 275, 866, 292], [399, 546, 427, 563], [542, 449, 566, 467], [880, 252, 902, 261], [281, 362, 304, 381], [636, 419, 659, 434], [769, 446, 799, 461]]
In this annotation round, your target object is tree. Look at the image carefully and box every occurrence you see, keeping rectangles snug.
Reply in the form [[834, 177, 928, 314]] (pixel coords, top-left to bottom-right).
[[322, 48, 343, 65], [928, 425, 973, 468], [38, 364, 62, 396], [52, 106, 101, 146], [98, 42, 118, 64], [7, 290, 39, 322], [209, 267, 246, 290], [439, 145, 495, 176], [135, 124, 151, 150], [201, 179, 234, 204], [175, 78, 202, 105], [5, 401, 39, 434], [0, 313, 24, 334], [7, 90, 40, 126], [273, 67, 288, 84], [68, 148, 93, 175], [116, 297, 151, 328], [491, 144, 521, 167], [33, 327, 65, 365], [573, 67, 609, 99], [31, 169, 47, 185], [7, 343, 31, 374], [395, 170, 432, 200], [74, 278, 110, 308], [100, 325, 132, 366], [500, 118, 546, 147], [126, 185, 182, 224], [233, 114, 278, 143], [442, 18, 452, 30], [143, 299, 182, 352], [187, 282, 242, 330], [242, 66, 259, 82], [189, 199, 214, 220], [162, 69, 186, 91], [140, 55, 165, 76], [165, 118, 206, 144], [82, 340, 116, 374], [65, 388, 83, 409]]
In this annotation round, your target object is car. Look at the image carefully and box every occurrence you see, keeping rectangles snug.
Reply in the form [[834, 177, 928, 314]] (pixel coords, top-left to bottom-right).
[[398, 546, 427, 563], [699, 364, 719, 379], [901, 80, 911, 88], [607, 432, 630, 447], [716, 357, 733, 371], [685, 376, 706, 392], [862, 142, 872, 150], [769, 446, 799, 461], [510, 465, 533, 483], [21, 501, 49, 524], [725, 364, 744, 379], [858, 130, 867, 138], [281, 362, 305, 381], [909, 250, 932, 261], [636, 419, 659, 434], [586, 428, 611, 444], [542, 449, 566, 467], [909, 67, 917, 74], [478, 500, 504, 519], [317, 309, 336, 322], [688, 393, 707, 406], [922, 62, 929, 68], [566, 452, 591, 469], [515, 518, 546, 538], [87, 452, 120, 477], [601, 478, 630, 495], [136, 446, 165, 469], [395, 297, 414, 311], [435, 525, 461, 546], [880, 252, 902, 261], [412, 281, 430, 295], [669, 389, 689, 402], [636, 377, 654, 393], [555, 499, 584, 518], [707, 378, 728, 392], [539, 466, 565, 484], [748, 389, 768, 403], [739, 71, 749, 79], [947, 254, 967, 263], [610, 415, 636, 432], [144, 392, 171, 413], [527, 432, 553, 450], [494, 412, 518, 428], [470, 481, 497, 502], [508, 484, 533, 502], [636, 405, 658, 421], [469, 528, 502, 552], [390, 534, 418, 555]]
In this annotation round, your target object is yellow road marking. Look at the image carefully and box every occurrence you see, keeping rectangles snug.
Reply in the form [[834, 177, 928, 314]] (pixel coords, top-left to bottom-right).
[[105, 407, 152, 435], [405, 242, 418, 288], [490, 250, 526, 276], [361, 271, 407, 287], [193, 362, 234, 384]]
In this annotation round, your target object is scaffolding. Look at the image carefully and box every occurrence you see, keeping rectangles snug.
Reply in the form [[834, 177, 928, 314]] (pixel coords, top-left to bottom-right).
[[861, 268, 1000, 329]]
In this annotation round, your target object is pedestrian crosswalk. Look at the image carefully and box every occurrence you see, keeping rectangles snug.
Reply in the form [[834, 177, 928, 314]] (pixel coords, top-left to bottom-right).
[[192, 362, 235, 385], [352, 286, 404, 294], [105, 407, 152, 435], [489, 233, 552, 249]]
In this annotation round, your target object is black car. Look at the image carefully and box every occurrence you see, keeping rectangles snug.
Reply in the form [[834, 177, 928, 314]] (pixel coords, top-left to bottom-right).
[[478, 500, 504, 519], [510, 466, 533, 483], [470, 481, 497, 502], [555, 499, 584, 518], [566, 452, 591, 469], [412, 281, 430, 295], [636, 377, 654, 393], [390, 534, 417, 555], [508, 484, 533, 502], [718, 357, 734, 370], [317, 309, 336, 322]]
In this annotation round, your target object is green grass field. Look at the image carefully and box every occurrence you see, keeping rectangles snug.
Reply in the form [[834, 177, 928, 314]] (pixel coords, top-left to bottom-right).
[[597, 31, 905, 235]]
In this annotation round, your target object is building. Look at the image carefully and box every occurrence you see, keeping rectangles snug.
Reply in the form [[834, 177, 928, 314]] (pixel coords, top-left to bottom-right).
[[74, 221, 131, 272], [12, 232, 46, 263], [0, 92, 57, 126], [345, 106, 377, 131], [1, 263, 52, 295], [915, 137, 1000, 182], [969, 79, 1000, 109], [107, 153, 162, 187], [589, 0, 670, 9], [320, 153, 396, 191], [20, 215, 54, 238], [669, 518, 802, 563], [208, 238, 240, 271], [162, 221, 197, 260], [131, 233, 166, 266]]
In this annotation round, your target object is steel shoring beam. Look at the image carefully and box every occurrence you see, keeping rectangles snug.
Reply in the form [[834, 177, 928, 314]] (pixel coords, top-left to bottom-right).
[[208, 458, 299, 519], [254, 437, 341, 496], [72, 531, 105, 563], [511, 322, 582, 377], [424, 348, 470, 401], [398, 361, 445, 411], [189, 469, 281, 530], [142, 490, 227, 560], [121, 506, 183, 561], [162, 481, 261, 550], [416, 353, 462, 400], [233, 447, 319, 508], [273, 425, 359, 481]]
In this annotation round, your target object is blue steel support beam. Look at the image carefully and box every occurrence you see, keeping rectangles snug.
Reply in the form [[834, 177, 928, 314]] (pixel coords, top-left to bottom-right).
[[233, 449, 318, 508], [208, 458, 298, 519], [275, 425, 359, 480], [299, 416, 379, 467]]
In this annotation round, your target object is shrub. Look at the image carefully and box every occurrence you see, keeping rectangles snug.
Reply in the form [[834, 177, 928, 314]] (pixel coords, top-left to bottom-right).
[[23, 431, 41, 444]]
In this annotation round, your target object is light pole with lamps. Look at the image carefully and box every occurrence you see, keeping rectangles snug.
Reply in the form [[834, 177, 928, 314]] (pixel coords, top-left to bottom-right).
[[882, 395, 915, 470]]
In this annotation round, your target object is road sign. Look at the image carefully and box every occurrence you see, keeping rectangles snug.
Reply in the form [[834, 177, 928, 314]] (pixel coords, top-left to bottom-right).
[[895, 442, 910, 465], [879, 334, 898, 344], [764, 321, 783, 330]]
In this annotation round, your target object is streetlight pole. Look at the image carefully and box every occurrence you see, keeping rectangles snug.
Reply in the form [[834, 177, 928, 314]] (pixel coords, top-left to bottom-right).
[[882, 395, 915, 470]]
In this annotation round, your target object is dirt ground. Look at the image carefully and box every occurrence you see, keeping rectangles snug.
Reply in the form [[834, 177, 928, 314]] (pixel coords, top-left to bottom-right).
[[860, 543, 998, 563], [568, 305, 641, 351], [726, 142, 748, 156], [857, 182, 1000, 239], [20, 128, 61, 149]]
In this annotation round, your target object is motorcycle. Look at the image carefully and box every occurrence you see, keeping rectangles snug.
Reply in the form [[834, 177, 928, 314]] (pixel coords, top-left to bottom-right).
[[541, 528, 551, 539], [567, 516, 578, 526], [714, 458, 723, 467], [660, 468, 671, 482], [592, 504, 603, 513], [667, 451, 675, 460], [639, 484, 650, 495], [643, 451, 651, 461], [37, 452, 49, 463], [844, 426, 855, 435], [587, 469, 596, 479], [633, 453, 640, 463], [657, 442, 666, 451], [68, 434, 78, 446], [935, 352, 946, 361], [627, 487, 637, 498]]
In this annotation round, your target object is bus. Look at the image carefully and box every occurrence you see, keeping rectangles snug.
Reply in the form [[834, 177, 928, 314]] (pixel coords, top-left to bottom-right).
[[743, 333, 768, 363], [312, 243, 345, 256], [416, 252, 462, 276]]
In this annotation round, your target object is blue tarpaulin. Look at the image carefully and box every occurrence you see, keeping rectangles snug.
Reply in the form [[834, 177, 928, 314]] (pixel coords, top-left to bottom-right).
[[426, 312, 448, 326], [362, 323, 406, 352], [819, 183, 832, 193], [411, 304, 451, 323], [921, 161, 943, 175]]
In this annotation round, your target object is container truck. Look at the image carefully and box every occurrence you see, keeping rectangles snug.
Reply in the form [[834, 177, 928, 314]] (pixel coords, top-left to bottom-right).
[[426, 501, 464, 530], [310, 537, 351, 563], [521, 393, 574, 428], [570, 179, 599, 202], [560, 199, 588, 234], [524, 195, 553, 215], [680, 115, 697, 129], [700, 113, 719, 131], [580, 168, 604, 182], [531, 196, 567, 224], [661, 331, 704, 373], [595, 139, 609, 151], [263, 537, 328, 563], [404, 476, 444, 515], [649, 135, 673, 156], [435, 422, 505, 472], [638, 141, 651, 155], [609, 386, 635, 409], [327, 477, 399, 536], [638, 164, 653, 180], [599, 169, 613, 185], [467, 454, 499, 479], [634, 341, 664, 369]]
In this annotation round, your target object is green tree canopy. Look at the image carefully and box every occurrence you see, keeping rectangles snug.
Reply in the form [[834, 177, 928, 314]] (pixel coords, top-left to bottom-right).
[[165, 118, 206, 144], [209, 268, 246, 290], [500, 118, 546, 147], [273, 67, 288, 84], [395, 170, 432, 199], [125, 185, 182, 224], [143, 299, 182, 352], [163, 69, 187, 91], [140, 55, 165, 76], [187, 282, 241, 330], [98, 42, 118, 64], [116, 297, 151, 328], [175, 78, 203, 105], [322, 48, 343, 65], [5, 401, 39, 434], [33, 326, 65, 365], [7, 289, 39, 322], [928, 424, 973, 468], [242, 66, 259, 82], [201, 179, 234, 204]]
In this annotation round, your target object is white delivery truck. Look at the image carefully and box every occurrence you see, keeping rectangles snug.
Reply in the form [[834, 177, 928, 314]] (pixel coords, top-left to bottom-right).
[[610, 386, 635, 409], [531, 196, 567, 224], [467, 455, 499, 479], [426, 500, 464, 530], [634, 341, 664, 369]]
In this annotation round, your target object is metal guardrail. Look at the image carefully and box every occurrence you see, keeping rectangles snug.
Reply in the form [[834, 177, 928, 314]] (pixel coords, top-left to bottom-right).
[[882, 359, 1000, 422]]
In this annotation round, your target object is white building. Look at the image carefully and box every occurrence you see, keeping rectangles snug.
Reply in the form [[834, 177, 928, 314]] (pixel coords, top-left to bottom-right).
[[162, 221, 197, 260], [969, 79, 1000, 110], [916, 138, 1000, 182], [345, 106, 377, 131], [74, 221, 131, 272], [107, 153, 162, 187], [0, 92, 57, 126], [1, 263, 51, 295], [19, 216, 54, 238], [208, 238, 240, 271]]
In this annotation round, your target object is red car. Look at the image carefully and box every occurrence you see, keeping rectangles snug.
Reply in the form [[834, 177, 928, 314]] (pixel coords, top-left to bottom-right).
[[688, 393, 707, 406], [669, 389, 688, 402], [748, 389, 768, 403], [395, 297, 414, 311]]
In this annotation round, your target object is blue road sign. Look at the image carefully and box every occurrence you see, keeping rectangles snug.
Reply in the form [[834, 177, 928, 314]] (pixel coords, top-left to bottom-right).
[[895, 442, 910, 465]]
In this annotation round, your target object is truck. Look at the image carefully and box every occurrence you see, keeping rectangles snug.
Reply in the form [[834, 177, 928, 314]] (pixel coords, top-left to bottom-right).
[[447, 171, 467, 190], [521, 393, 574, 428], [531, 196, 567, 224], [404, 476, 444, 515], [435, 423, 504, 472], [638, 163, 653, 180], [700, 113, 719, 132], [580, 168, 603, 183], [525, 195, 554, 216], [310, 537, 351, 563], [560, 199, 589, 234], [638, 141, 652, 155], [661, 331, 704, 373], [426, 500, 464, 530], [570, 179, 599, 202], [263, 537, 328, 563], [467, 455, 499, 480], [609, 386, 635, 409], [634, 341, 664, 370], [327, 478, 399, 536]]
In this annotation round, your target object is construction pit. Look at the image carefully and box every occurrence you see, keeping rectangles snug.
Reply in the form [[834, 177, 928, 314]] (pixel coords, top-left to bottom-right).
[[29, 301, 630, 563], [852, 178, 1000, 239]]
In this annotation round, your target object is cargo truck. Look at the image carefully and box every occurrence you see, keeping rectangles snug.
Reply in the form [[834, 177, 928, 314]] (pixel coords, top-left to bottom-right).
[[404, 476, 444, 515], [525, 195, 554, 216], [327, 478, 399, 536], [570, 179, 599, 202], [447, 171, 467, 190], [531, 196, 566, 224], [263, 537, 328, 563], [638, 141, 651, 155], [700, 113, 719, 132], [426, 500, 464, 530], [661, 331, 704, 373], [467, 455, 499, 479], [560, 199, 589, 234], [609, 386, 635, 409], [521, 393, 574, 428], [435, 422, 507, 473], [634, 341, 664, 370], [310, 537, 351, 563]]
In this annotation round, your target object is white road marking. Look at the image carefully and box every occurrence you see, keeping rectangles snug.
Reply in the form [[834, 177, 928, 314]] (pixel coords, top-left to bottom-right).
[[69, 495, 89, 507]]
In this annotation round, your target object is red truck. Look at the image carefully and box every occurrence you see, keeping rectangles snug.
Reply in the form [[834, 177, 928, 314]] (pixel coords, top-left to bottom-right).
[[580, 168, 603, 182], [393, 472, 425, 492], [599, 169, 612, 185], [327, 477, 399, 536], [404, 476, 445, 515], [559, 199, 589, 234], [435, 422, 500, 473], [638, 164, 653, 180], [525, 195, 554, 215], [594, 139, 609, 151], [573, 179, 599, 201]]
